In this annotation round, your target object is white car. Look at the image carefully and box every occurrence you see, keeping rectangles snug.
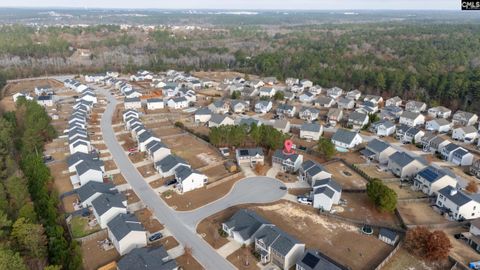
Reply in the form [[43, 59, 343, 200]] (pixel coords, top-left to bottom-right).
[[297, 197, 312, 205]]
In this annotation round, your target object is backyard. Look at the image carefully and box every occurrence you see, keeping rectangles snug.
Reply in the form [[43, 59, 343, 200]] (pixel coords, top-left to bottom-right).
[[324, 161, 368, 190], [70, 216, 101, 239]]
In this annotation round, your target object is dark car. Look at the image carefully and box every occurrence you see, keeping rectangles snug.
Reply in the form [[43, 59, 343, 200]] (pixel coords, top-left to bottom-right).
[[43, 155, 54, 163], [81, 209, 90, 217], [298, 146, 307, 151], [165, 179, 178, 186], [454, 233, 467, 240], [148, 232, 163, 242], [279, 186, 287, 190]]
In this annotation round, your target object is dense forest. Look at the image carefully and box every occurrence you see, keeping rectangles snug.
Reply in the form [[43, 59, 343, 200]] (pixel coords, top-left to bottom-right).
[[0, 99, 81, 270]]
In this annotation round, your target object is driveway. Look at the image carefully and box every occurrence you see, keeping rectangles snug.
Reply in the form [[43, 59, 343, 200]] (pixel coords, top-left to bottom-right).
[[94, 85, 285, 269]]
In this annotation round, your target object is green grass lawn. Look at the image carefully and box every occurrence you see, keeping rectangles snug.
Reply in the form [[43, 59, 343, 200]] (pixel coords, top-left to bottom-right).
[[70, 216, 101, 238]]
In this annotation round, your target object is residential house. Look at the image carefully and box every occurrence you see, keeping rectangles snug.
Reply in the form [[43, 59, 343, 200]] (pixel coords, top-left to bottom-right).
[[276, 104, 296, 118], [71, 161, 103, 188], [299, 107, 320, 122], [381, 105, 403, 121], [124, 89, 142, 99], [312, 178, 342, 211], [453, 111, 478, 126], [12, 92, 33, 103], [123, 110, 139, 122], [254, 225, 305, 270], [369, 120, 396, 137], [387, 152, 427, 179], [236, 148, 265, 167], [76, 182, 116, 208], [300, 123, 323, 141], [194, 107, 212, 123], [272, 150, 303, 173], [326, 87, 343, 99], [208, 100, 230, 114], [231, 100, 249, 113], [436, 186, 480, 220], [300, 79, 313, 88], [175, 165, 207, 193], [146, 141, 171, 162], [222, 209, 269, 245], [421, 134, 449, 153], [347, 111, 369, 130], [403, 126, 425, 144], [467, 220, 480, 254], [283, 91, 295, 101], [34, 84, 52, 96], [154, 155, 190, 178], [451, 148, 474, 166], [67, 152, 104, 173], [399, 111, 425, 127], [413, 165, 457, 196], [331, 129, 362, 150], [107, 213, 147, 256], [299, 91, 316, 103], [259, 87, 277, 98], [309, 86, 322, 95], [69, 138, 90, 155], [405, 100, 427, 113], [209, 114, 234, 128], [426, 118, 452, 133], [296, 250, 347, 270], [357, 100, 379, 114], [91, 193, 127, 229], [116, 246, 177, 270], [428, 106, 452, 119], [263, 77, 278, 86], [470, 159, 480, 179], [385, 96, 402, 107], [255, 101, 273, 114], [299, 160, 332, 186], [378, 229, 399, 246], [326, 108, 343, 126], [167, 97, 189, 109], [36, 95, 54, 107], [346, 89, 362, 101], [137, 131, 161, 152], [363, 95, 383, 105], [452, 126, 478, 143], [337, 97, 355, 110], [271, 120, 291, 133], [80, 91, 98, 104], [285, 78, 299, 86], [314, 97, 335, 108], [124, 97, 142, 110], [146, 98, 164, 110], [362, 139, 396, 164], [290, 84, 304, 93]]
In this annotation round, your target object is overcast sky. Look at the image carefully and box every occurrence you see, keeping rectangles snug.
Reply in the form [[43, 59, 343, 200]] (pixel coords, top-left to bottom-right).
[[0, 0, 458, 10]]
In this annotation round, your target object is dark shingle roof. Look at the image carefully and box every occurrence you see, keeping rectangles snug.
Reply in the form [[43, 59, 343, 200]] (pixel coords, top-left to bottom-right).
[[273, 149, 301, 163], [367, 139, 391, 153], [301, 123, 321, 133], [107, 213, 145, 241], [379, 228, 398, 242], [76, 182, 116, 203], [117, 246, 177, 270], [155, 155, 188, 173], [223, 209, 269, 240], [297, 250, 346, 270], [91, 193, 126, 216], [331, 129, 358, 145], [438, 186, 471, 207]]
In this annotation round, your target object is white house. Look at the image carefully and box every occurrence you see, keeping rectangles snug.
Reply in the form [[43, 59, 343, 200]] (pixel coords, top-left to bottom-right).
[[387, 152, 426, 179], [413, 165, 457, 196], [146, 98, 164, 110], [299, 92, 316, 103], [236, 148, 265, 167], [327, 108, 343, 126], [73, 162, 103, 187], [299, 123, 323, 141], [337, 97, 355, 110], [107, 213, 147, 256], [299, 107, 320, 122], [194, 107, 212, 123], [299, 160, 332, 186], [346, 89, 362, 101], [385, 96, 402, 107], [436, 186, 480, 221], [122, 110, 139, 122], [347, 111, 369, 130], [255, 101, 272, 114], [428, 106, 452, 118], [208, 114, 235, 128], [34, 84, 52, 96], [362, 139, 397, 164], [208, 100, 230, 114], [364, 95, 383, 105], [312, 178, 342, 211], [326, 87, 343, 99], [231, 100, 248, 113], [222, 209, 269, 245], [314, 96, 335, 108], [36, 95, 54, 107], [451, 148, 474, 166], [167, 97, 189, 109], [124, 97, 142, 110], [276, 104, 296, 118], [154, 155, 190, 178], [331, 129, 362, 150], [272, 150, 303, 173], [259, 87, 276, 98], [137, 131, 161, 152], [369, 120, 396, 137], [76, 182, 116, 208], [12, 92, 34, 103], [91, 193, 127, 229], [175, 165, 207, 193], [452, 126, 477, 143], [146, 141, 171, 162], [426, 118, 452, 133], [405, 100, 427, 113], [452, 111, 478, 126], [399, 111, 425, 127]]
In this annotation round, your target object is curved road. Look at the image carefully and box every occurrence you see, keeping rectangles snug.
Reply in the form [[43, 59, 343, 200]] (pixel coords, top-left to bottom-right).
[[95, 86, 285, 269]]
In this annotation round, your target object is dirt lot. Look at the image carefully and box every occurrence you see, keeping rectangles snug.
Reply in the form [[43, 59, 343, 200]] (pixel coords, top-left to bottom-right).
[[199, 201, 394, 270], [122, 189, 140, 204], [111, 173, 127, 186], [62, 194, 79, 213], [162, 134, 224, 169], [337, 151, 367, 164], [162, 174, 243, 211], [324, 161, 368, 190], [150, 126, 186, 137], [227, 246, 260, 270], [80, 231, 120, 270], [338, 193, 402, 227], [197, 207, 233, 249], [359, 164, 396, 179], [1, 79, 63, 111], [385, 182, 425, 199], [201, 164, 232, 182], [104, 160, 117, 171], [138, 164, 156, 178], [49, 162, 74, 194], [383, 247, 453, 270], [396, 201, 451, 225], [176, 253, 204, 270], [134, 208, 164, 234], [153, 236, 179, 251]]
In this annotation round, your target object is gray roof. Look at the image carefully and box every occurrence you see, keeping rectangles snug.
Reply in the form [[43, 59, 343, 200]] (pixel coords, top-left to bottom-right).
[[444, 143, 461, 153], [459, 126, 477, 133], [301, 123, 321, 133], [296, 250, 346, 270], [239, 118, 260, 126], [313, 178, 342, 193], [337, 97, 353, 105], [147, 98, 162, 103], [367, 139, 391, 153], [148, 141, 168, 154], [212, 100, 226, 108], [438, 186, 472, 206], [210, 114, 229, 124], [76, 182, 116, 203], [401, 111, 421, 120], [348, 111, 368, 122], [138, 131, 154, 143], [389, 152, 421, 167], [372, 119, 395, 129], [453, 110, 476, 120], [67, 152, 103, 169], [331, 129, 359, 145], [273, 149, 301, 163], [75, 160, 102, 176], [155, 155, 188, 173], [316, 96, 334, 105], [314, 186, 335, 198], [405, 127, 422, 137], [237, 148, 264, 157], [175, 165, 200, 182], [429, 118, 450, 126], [125, 97, 141, 103], [91, 193, 126, 216], [255, 225, 300, 256], [417, 165, 453, 183], [195, 107, 212, 116], [223, 209, 269, 240], [117, 246, 177, 270], [453, 148, 469, 158], [107, 213, 145, 241], [300, 106, 320, 114], [277, 103, 295, 111], [379, 228, 398, 242]]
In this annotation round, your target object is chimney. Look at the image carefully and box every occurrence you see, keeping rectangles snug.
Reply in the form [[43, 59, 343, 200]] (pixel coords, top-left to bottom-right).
[[450, 189, 458, 196]]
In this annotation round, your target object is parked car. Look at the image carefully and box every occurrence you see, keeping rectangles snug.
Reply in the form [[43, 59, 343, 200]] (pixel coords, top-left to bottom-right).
[[455, 233, 467, 240], [148, 232, 163, 242], [128, 148, 137, 153], [165, 179, 178, 186], [297, 196, 312, 205], [279, 186, 287, 190]]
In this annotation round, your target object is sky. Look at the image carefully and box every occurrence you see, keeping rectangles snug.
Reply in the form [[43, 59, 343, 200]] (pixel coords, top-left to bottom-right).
[[0, 0, 459, 10]]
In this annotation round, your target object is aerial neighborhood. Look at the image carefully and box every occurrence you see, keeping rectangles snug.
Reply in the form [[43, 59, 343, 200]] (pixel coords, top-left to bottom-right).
[[5, 68, 480, 270]]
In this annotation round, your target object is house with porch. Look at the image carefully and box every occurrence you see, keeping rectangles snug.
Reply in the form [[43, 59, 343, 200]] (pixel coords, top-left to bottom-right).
[[413, 165, 457, 196], [272, 150, 303, 173]]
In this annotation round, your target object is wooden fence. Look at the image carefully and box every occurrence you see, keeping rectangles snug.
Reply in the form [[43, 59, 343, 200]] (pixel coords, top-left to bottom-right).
[[375, 241, 403, 270], [206, 172, 244, 189]]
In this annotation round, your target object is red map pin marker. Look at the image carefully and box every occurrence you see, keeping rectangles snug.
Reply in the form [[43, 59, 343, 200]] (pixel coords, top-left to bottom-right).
[[284, 139, 293, 154]]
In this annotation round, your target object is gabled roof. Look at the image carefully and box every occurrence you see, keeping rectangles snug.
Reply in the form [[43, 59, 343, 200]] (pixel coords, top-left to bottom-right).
[[300, 106, 320, 114], [125, 97, 141, 103], [138, 131, 154, 143], [367, 139, 391, 153], [313, 186, 335, 198], [107, 213, 145, 241], [417, 165, 453, 183], [348, 111, 368, 122], [379, 228, 398, 242], [75, 160, 102, 176], [258, 225, 300, 256], [316, 96, 334, 105], [117, 246, 177, 270], [277, 103, 295, 111], [148, 141, 168, 154], [147, 98, 162, 103], [273, 150, 301, 163], [155, 155, 188, 173], [237, 148, 264, 157], [401, 111, 422, 120], [223, 209, 269, 240], [195, 107, 212, 116], [301, 123, 321, 133], [389, 152, 426, 167], [91, 193, 126, 216], [372, 119, 395, 129], [77, 182, 116, 203], [429, 118, 450, 126], [297, 250, 346, 270], [313, 178, 342, 193], [331, 129, 359, 145], [457, 126, 477, 134], [443, 143, 461, 153], [438, 186, 472, 206], [210, 114, 230, 125]]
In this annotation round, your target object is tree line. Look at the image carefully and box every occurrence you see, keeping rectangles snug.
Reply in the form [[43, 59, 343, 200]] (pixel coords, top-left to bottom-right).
[[0, 98, 82, 269]]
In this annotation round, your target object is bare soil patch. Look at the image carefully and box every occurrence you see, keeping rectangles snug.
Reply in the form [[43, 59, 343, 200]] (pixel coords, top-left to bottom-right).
[[80, 231, 120, 270], [176, 253, 204, 270], [227, 246, 260, 270], [134, 208, 164, 234], [396, 201, 450, 225], [324, 161, 368, 189]]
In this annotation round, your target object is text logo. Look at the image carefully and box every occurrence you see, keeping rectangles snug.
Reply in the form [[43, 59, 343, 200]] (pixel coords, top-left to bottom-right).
[[462, 1, 480, 10]]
